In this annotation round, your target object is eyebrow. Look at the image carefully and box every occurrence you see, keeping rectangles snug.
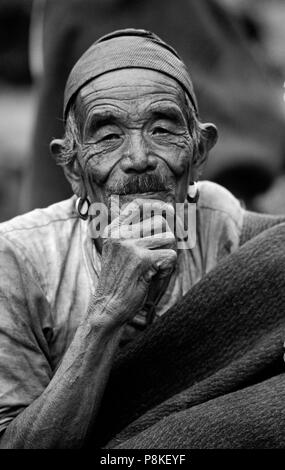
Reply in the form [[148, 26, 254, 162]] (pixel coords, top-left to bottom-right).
[[84, 111, 120, 136], [150, 106, 185, 124], [151, 102, 195, 133], [83, 103, 187, 136]]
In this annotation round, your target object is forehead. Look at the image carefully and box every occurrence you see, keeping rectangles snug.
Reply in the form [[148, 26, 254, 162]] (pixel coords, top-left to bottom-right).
[[77, 69, 189, 117]]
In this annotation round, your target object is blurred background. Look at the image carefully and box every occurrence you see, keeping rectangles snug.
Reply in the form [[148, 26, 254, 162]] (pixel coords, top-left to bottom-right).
[[0, 0, 284, 223]]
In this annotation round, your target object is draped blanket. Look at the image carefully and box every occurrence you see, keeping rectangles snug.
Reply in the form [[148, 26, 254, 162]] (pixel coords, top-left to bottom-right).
[[87, 221, 285, 449]]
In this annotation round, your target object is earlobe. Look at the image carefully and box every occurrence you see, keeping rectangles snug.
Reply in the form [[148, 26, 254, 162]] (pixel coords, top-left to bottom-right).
[[49, 139, 64, 158]]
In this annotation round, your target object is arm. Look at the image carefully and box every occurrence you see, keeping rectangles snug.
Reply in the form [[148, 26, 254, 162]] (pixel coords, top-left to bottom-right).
[[0, 201, 176, 448], [0, 298, 124, 449]]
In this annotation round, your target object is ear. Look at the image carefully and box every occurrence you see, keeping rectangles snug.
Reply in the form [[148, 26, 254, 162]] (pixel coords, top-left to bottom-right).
[[49, 138, 64, 160], [192, 123, 218, 180], [49, 138, 86, 197]]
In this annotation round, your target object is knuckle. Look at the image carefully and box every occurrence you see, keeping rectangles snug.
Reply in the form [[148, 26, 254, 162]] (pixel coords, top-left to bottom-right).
[[170, 248, 178, 260]]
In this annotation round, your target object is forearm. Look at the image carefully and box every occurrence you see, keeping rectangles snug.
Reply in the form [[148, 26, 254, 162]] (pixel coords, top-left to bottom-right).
[[0, 304, 124, 449]]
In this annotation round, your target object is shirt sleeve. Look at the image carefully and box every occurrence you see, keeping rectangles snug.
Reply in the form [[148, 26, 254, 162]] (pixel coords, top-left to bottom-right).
[[0, 235, 53, 434]]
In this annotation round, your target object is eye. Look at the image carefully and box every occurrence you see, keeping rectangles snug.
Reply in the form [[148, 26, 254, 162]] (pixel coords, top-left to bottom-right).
[[152, 126, 170, 135], [100, 133, 121, 142]]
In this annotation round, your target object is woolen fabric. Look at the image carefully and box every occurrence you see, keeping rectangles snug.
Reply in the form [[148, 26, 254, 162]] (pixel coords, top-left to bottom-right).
[[86, 216, 285, 449]]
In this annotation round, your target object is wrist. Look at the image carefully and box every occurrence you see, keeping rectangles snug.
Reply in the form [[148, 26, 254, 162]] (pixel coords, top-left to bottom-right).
[[83, 294, 127, 334]]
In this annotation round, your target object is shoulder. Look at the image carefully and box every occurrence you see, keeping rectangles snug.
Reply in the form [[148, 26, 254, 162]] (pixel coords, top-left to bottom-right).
[[0, 196, 78, 237], [195, 181, 245, 267], [197, 180, 243, 227], [0, 196, 80, 291]]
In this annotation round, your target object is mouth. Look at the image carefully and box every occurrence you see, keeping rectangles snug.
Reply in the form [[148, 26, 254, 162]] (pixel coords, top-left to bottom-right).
[[104, 171, 176, 208]]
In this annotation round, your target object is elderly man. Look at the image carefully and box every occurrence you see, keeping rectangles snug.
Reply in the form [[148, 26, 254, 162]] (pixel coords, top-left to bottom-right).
[[0, 29, 285, 449]]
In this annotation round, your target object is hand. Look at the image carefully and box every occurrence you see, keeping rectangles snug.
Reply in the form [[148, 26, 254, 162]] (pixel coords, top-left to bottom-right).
[[92, 199, 177, 329]]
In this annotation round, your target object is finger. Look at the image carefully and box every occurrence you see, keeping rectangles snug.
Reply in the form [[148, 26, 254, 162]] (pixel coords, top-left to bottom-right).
[[120, 199, 175, 222], [122, 215, 170, 239], [104, 215, 175, 241], [139, 215, 174, 237], [103, 201, 141, 238], [135, 231, 176, 249], [128, 313, 148, 330], [150, 248, 177, 274], [103, 199, 175, 238], [137, 200, 175, 223]]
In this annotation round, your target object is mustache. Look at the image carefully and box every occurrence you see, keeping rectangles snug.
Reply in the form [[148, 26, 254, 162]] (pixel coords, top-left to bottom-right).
[[105, 173, 174, 196]]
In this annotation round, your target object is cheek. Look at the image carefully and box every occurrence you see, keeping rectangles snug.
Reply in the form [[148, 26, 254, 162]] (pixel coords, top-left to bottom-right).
[[151, 137, 193, 176], [79, 146, 119, 185]]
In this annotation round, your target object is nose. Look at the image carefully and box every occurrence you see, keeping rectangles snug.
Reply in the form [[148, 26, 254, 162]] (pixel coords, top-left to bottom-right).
[[120, 131, 157, 174]]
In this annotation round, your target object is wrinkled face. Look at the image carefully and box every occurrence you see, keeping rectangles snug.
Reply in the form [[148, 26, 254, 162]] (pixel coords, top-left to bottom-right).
[[74, 69, 197, 207]]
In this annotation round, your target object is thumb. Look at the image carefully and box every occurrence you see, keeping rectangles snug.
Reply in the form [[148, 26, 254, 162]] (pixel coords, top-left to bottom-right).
[[150, 248, 177, 277]]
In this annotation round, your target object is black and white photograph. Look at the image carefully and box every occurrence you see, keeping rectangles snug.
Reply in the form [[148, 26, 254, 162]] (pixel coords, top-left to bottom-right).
[[0, 0, 285, 457]]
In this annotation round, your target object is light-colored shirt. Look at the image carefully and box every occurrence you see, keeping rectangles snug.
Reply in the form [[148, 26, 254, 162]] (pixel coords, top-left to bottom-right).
[[0, 181, 244, 433]]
